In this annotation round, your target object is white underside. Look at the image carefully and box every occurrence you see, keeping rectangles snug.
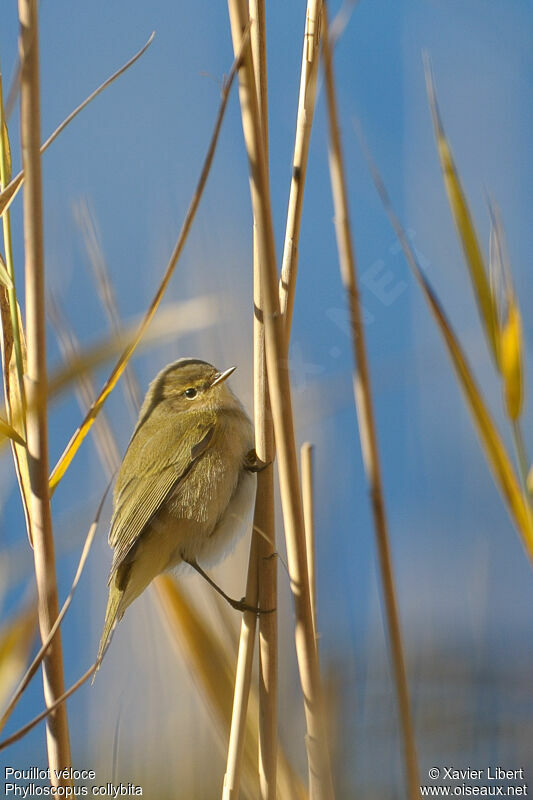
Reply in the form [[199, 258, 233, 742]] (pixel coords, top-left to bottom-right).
[[189, 468, 256, 568]]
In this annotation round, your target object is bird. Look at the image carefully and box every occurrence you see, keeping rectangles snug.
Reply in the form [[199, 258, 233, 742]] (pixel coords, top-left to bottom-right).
[[96, 358, 258, 668]]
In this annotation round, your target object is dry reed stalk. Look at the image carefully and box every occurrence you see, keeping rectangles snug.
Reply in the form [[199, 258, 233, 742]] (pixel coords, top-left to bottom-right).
[[222, 530, 261, 800], [301, 443, 317, 636], [279, 0, 323, 331], [321, 6, 420, 798], [17, 0, 72, 781], [249, 2, 278, 797], [223, 3, 277, 796], [226, 2, 334, 797]]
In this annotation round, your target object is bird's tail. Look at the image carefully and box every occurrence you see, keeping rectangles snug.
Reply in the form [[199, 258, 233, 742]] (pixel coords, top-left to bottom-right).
[[93, 580, 123, 681]]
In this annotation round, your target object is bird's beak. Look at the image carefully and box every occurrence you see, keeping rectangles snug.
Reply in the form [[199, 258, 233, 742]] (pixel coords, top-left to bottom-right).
[[210, 365, 237, 387]]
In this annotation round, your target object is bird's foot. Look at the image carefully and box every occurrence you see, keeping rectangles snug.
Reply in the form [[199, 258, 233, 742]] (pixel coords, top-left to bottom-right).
[[229, 596, 276, 615], [244, 449, 272, 473]]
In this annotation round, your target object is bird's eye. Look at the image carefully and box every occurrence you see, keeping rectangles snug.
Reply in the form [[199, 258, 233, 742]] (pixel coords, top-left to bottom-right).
[[184, 387, 197, 399]]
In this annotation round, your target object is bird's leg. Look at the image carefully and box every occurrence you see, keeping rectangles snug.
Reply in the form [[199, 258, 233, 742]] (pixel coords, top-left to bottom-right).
[[184, 558, 270, 614], [244, 448, 272, 473]]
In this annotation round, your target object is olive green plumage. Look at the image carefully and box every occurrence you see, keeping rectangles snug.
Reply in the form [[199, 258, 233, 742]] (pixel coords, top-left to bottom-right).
[[96, 359, 255, 668]]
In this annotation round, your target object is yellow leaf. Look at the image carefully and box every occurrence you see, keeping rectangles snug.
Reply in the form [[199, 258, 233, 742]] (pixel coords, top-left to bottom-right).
[[0, 175, 21, 218], [1, 121, 11, 179], [500, 303, 523, 420], [360, 139, 533, 559], [0, 255, 12, 292], [0, 603, 38, 714], [425, 59, 499, 367], [0, 287, 32, 544], [0, 416, 26, 446]]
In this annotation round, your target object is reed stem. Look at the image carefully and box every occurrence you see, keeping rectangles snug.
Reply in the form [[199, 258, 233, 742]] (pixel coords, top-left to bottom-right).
[[321, 5, 419, 797], [226, 2, 334, 796], [279, 0, 323, 332], [223, 4, 278, 796], [301, 443, 317, 637], [18, 0, 72, 782]]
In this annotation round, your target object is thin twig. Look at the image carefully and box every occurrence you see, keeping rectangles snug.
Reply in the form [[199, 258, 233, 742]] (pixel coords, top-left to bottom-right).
[[321, 6, 420, 797], [226, 2, 334, 796], [0, 664, 97, 752], [0, 484, 110, 734], [48, 36, 248, 493], [18, 0, 72, 780], [0, 33, 155, 217]]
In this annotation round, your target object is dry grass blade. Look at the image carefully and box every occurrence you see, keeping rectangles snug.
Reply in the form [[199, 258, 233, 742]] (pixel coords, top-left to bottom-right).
[[0, 663, 96, 752], [0, 172, 20, 218], [424, 55, 499, 366], [18, 0, 72, 779], [488, 203, 524, 422], [0, 486, 109, 734], [74, 199, 142, 416], [227, 2, 334, 796], [487, 202, 532, 536], [45, 296, 221, 404], [155, 576, 307, 800], [0, 603, 38, 714], [0, 252, 13, 289], [0, 287, 32, 541], [279, 0, 322, 332], [0, 75, 32, 544], [500, 303, 523, 422], [0, 33, 155, 218], [358, 126, 533, 558], [48, 297, 122, 477], [322, 7, 420, 798], [48, 43, 245, 493], [0, 415, 26, 445]]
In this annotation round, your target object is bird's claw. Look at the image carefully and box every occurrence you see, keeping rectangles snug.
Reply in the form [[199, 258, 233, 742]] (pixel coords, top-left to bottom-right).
[[244, 449, 272, 473], [230, 596, 276, 615]]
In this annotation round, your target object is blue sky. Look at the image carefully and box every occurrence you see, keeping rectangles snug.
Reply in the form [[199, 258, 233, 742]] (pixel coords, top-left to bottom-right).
[[1, 0, 532, 792]]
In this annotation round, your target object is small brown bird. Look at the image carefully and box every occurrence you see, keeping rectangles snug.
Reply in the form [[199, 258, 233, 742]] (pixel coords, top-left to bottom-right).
[[96, 358, 257, 667]]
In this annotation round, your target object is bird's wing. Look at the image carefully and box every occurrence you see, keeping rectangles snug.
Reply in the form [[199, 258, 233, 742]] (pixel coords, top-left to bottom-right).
[[108, 422, 215, 578]]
